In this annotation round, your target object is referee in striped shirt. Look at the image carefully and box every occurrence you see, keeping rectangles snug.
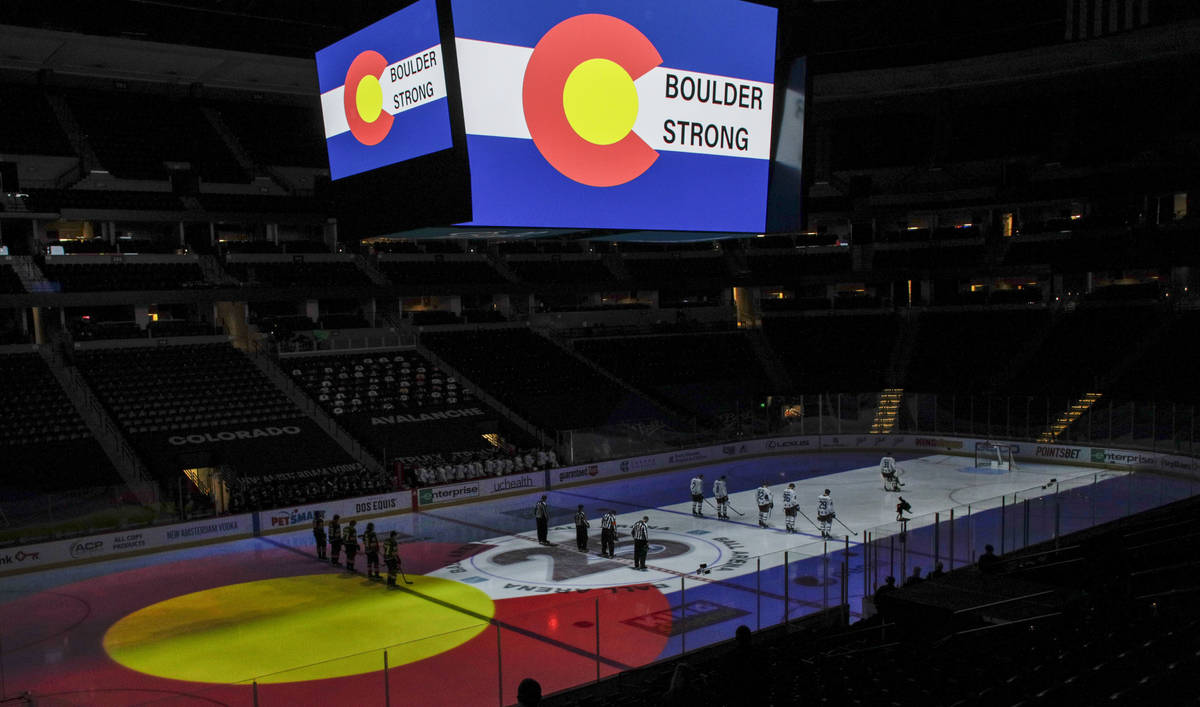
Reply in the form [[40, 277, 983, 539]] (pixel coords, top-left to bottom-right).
[[632, 516, 649, 570]]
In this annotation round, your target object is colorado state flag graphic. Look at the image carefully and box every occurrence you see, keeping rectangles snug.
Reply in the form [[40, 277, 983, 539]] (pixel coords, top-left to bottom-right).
[[316, 0, 453, 181], [452, 0, 778, 231]]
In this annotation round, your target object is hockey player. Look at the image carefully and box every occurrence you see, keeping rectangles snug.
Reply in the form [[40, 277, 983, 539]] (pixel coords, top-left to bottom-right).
[[713, 475, 729, 519], [383, 530, 400, 587], [328, 514, 342, 566], [816, 489, 835, 539], [312, 510, 327, 560], [782, 483, 799, 533], [534, 495, 550, 545], [362, 522, 380, 579], [574, 505, 590, 552], [689, 474, 705, 516], [631, 516, 649, 569], [600, 509, 617, 557], [896, 496, 912, 522], [756, 483, 773, 528], [880, 454, 903, 492], [343, 520, 359, 572]]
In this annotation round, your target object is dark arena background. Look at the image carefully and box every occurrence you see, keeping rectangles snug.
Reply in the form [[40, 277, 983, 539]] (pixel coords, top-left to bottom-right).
[[2, 1, 1200, 705]]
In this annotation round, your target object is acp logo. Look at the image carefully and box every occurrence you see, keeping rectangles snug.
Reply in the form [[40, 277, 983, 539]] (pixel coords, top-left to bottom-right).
[[70, 540, 105, 559], [522, 14, 660, 187], [343, 50, 395, 146]]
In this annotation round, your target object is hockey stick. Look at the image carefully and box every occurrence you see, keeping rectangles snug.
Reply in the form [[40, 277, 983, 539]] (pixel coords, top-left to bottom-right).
[[704, 498, 722, 513], [833, 515, 859, 537], [399, 566, 414, 585], [795, 508, 822, 533], [724, 501, 746, 516]]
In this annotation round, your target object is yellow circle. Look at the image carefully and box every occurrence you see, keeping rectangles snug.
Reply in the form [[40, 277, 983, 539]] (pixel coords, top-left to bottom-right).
[[355, 75, 384, 123], [562, 58, 639, 146], [103, 574, 493, 684]]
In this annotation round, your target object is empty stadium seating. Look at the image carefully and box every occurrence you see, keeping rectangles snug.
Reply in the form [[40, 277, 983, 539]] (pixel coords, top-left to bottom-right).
[[76, 343, 354, 480], [0, 85, 74, 156], [574, 333, 771, 416], [226, 259, 369, 287], [744, 250, 852, 283], [41, 261, 208, 291], [1007, 305, 1165, 395], [508, 258, 615, 284], [378, 257, 508, 286], [286, 349, 493, 457], [422, 328, 665, 429], [0, 263, 24, 294], [291, 350, 473, 413], [67, 91, 247, 182], [905, 310, 1050, 392], [0, 352, 122, 493], [1109, 311, 1200, 403], [764, 315, 899, 392], [212, 100, 326, 168], [624, 256, 730, 284]]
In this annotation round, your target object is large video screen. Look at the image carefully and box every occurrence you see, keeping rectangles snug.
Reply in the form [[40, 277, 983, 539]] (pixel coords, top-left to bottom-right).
[[452, 0, 778, 232], [766, 56, 807, 232], [316, 0, 453, 181]]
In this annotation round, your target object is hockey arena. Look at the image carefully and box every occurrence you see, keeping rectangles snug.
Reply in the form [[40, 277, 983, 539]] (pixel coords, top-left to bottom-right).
[[4, 0, 1200, 705], [3, 445, 1187, 705]]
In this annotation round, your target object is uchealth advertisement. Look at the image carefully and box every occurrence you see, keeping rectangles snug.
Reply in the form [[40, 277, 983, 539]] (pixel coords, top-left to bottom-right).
[[259, 491, 414, 535], [0, 514, 253, 576], [417, 470, 545, 508]]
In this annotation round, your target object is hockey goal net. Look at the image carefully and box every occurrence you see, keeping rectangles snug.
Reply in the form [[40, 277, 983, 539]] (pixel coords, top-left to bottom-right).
[[974, 442, 1018, 471]]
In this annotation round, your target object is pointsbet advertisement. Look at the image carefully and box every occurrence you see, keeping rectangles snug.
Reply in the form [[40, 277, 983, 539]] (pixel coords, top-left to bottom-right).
[[452, 0, 778, 231], [316, 0, 453, 180]]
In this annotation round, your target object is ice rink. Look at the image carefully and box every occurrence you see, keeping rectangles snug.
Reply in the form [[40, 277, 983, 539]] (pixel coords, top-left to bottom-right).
[[0, 450, 1157, 706]]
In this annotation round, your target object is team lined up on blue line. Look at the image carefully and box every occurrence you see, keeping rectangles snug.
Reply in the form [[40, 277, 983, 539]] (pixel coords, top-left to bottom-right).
[[530, 456, 919, 557]]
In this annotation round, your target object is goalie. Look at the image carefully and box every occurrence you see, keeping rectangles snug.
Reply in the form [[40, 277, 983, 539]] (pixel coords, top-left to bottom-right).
[[880, 454, 904, 492]]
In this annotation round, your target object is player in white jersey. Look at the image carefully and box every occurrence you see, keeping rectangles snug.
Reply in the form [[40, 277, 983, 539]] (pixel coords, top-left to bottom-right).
[[756, 483, 773, 527], [880, 454, 903, 491], [782, 483, 799, 533], [690, 474, 705, 516], [816, 489, 834, 539], [713, 475, 729, 519]]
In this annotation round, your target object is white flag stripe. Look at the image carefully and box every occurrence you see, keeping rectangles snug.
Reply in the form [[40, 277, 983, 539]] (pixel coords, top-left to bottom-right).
[[454, 37, 772, 160], [633, 67, 773, 160], [321, 87, 350, 138], [322, 44, 448, 139], [456, 38, 533, 139]]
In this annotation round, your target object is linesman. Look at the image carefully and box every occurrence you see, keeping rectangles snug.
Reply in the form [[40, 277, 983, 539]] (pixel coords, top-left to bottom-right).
[[574, 505, 590, 552], [600, 509, 617, 558], [534, 495, 550, 545], [632, 516, 649, 570]]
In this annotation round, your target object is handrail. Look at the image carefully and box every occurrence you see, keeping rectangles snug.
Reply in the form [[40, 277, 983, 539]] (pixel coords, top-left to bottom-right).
[[951, 589, 1060, 615]]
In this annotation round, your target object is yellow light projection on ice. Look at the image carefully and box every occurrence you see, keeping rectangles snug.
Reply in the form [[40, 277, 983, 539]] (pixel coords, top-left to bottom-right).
[[103, 574, 494, 684], [562, 58, 639, 146], [356, 74, 384, 122]]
